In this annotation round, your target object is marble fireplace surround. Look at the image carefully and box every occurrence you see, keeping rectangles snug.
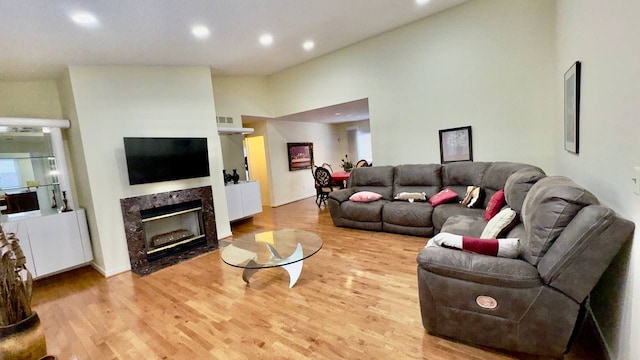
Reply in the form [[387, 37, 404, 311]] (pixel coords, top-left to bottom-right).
[[120, 186, 218, 275]]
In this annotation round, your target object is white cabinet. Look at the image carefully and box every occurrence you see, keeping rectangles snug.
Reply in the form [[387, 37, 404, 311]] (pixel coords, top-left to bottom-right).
[[225, 184, 244, 221], [1, 209, 93, 278], [225, 181, 262, 222]]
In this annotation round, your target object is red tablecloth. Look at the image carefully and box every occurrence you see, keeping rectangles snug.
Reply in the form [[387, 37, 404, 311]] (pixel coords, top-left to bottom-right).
[[331, 171, 351, 182]]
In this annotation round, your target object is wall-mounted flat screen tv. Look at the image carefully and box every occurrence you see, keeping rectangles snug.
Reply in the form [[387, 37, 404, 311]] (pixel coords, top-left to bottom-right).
[[124, 137, 210, 185]]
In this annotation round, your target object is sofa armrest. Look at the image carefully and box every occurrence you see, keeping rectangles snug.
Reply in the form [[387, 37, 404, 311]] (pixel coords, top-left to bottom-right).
[[537, 205, 635, 303], [328, 188, 355, 203]]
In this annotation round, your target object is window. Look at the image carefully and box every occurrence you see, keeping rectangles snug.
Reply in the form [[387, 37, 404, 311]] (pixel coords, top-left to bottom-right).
[[0, 159, 22, 189]]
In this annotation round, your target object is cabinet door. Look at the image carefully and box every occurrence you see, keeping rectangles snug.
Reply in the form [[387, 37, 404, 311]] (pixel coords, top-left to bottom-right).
[[225, 185, 243, 221], [1, 221, 37, 277], [241, 182, 263, 217], [26, 211, 86, 277]]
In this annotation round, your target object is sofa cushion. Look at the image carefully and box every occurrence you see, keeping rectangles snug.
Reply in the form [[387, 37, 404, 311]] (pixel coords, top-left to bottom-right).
[[383, 201, 434, 228], [482, 162, 543, 191], [340, 199, 389, 222], [521, 176, 599, 265], [349, 191, 382, 202], [393, 164, 442, 197], [503, 223, 526, 240], [433, 204, 484, 232], [417, 246, 541, 288], [442, 162, 489, 197], [350, 166, 395, 200], [504, 168, 546, 214], [428, 188, 458, 206], [440, 214, 486, 237]]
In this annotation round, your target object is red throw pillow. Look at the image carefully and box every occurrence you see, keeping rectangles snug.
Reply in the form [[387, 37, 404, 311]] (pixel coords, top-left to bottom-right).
[[428, 188, 458, 206], [485, 189, 505, 221]]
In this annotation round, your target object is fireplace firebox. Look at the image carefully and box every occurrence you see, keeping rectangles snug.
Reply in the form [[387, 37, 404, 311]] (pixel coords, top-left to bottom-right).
[[141, 200, 206, 261], [120, 186, 217, 275]]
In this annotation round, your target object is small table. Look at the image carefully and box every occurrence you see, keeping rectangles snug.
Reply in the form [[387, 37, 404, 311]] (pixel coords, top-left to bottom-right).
[[331, 171, 351, 188], [221, 229, 323, 288]]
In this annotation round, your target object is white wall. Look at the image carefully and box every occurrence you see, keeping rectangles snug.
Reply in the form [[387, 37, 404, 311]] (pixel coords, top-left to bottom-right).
[[0, 80, 62, 118], [331, 120, 371, 168], [212, 76, 274, 188], [211, 0, 557, 206], [63, 66, 230, 276], [554, 1, 640, 358], [211, 76, 274, 127], [265, 120, 337, 206], [269, 0, 557, 170]]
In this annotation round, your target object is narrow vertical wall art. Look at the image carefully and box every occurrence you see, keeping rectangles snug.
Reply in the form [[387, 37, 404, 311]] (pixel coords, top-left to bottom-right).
[[564, 61, 581, 154]]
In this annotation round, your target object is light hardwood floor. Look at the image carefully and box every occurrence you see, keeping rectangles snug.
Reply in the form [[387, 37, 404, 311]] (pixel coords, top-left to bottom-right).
[[32, 197, 605, 359]]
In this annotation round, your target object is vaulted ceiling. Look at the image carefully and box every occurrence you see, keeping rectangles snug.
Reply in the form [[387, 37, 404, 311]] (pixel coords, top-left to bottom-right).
[[0, 0, 469, 81]]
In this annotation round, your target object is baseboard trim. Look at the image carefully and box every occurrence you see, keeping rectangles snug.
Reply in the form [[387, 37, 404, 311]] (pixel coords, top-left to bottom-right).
[[90, 262, 131, 278], [587, 305, 613, 360], [272, 195, 315, 208]]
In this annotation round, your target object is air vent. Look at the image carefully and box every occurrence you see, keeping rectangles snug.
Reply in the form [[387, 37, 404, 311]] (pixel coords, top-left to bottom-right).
[[216, 116, 233, 124]]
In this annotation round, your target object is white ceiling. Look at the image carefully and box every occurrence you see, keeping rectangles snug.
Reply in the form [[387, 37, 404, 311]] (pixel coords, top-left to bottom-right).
[[0, 0, 469, 81], [276, 98, 370, 124]]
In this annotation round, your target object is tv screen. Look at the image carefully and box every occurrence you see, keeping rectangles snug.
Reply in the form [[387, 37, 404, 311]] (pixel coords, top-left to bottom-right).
[[124, 137, 210, 185]]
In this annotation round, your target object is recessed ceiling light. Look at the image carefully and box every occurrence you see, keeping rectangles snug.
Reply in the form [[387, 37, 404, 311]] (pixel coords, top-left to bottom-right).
[[416, 0, 431, 5], [303, 40, 315, 51], [71, 11, 98, 26], [191, 25, 210, 39], [335, 112, 341, 116], [259, 33, 273, 46]]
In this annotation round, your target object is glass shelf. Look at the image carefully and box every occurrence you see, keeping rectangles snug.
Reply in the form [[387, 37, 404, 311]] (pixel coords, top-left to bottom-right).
[[1, 183, 60, 193], [0, 156, 55, 160]]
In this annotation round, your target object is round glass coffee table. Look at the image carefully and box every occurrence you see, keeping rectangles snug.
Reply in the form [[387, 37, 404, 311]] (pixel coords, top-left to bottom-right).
[[221, 229, 323, 288]]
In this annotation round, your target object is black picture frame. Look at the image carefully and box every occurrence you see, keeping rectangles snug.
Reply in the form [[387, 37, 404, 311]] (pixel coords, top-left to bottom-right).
[[564, 61, 581, 154], [439, 126, 473, 164], [287, 142, 314, 171]]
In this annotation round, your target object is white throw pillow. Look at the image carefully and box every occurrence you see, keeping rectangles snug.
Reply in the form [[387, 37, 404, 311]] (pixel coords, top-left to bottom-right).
[[460, 186, 482, 208], [480, 207, 517, 239], [394, 192, 427, 203]]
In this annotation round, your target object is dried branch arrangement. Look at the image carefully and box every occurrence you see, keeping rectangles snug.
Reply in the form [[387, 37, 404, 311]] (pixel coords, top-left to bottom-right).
[[0, 224, 33, 326]]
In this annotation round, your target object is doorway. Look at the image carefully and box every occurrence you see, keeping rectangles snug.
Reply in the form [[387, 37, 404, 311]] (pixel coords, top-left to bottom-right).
[[245, 136, 271, 206]]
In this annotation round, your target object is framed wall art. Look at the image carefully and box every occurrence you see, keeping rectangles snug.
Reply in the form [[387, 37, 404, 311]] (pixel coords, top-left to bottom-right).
[[439, 126, 473, 164], [287, 142, 314, 171], [564, 61, 581, 154]]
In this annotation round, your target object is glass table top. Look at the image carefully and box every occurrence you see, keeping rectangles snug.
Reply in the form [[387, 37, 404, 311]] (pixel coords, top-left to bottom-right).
[[221, 229, 323, 269]]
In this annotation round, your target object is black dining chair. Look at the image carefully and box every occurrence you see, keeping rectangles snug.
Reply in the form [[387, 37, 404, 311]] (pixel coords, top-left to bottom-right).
[[314, 167, 337, 207]]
